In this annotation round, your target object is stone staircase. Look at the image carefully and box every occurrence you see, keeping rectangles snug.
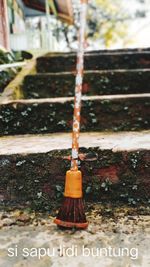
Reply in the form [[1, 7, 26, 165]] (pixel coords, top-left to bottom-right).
[[0, 48, 150, 210]]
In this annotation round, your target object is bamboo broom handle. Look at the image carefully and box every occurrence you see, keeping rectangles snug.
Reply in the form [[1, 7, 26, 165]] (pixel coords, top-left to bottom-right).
[[71, 0, 88, 171]]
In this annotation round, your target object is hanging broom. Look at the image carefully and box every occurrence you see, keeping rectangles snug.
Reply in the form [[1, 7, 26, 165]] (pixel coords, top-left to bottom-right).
[[54, 0, 88, 229]]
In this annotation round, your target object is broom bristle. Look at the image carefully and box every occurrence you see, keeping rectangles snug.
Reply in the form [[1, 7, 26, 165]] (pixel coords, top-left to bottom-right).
[[54, 197, 88, 229]]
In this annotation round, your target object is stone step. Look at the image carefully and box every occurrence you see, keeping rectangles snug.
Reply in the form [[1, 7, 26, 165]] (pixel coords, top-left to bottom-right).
[[23, 69, 150, 98], [37, 49, 150, 73], [0, 131, 149, 206], [44, 47, 150, 56], [0, 94, 149, 136]]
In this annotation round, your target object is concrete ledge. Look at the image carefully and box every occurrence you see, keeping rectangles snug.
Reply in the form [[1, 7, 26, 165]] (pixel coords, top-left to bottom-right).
[[0, 131, 150, 155]]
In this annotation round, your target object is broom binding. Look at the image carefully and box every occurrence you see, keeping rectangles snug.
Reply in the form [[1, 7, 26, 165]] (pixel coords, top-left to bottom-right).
[[54, 218, 88, 229], [64, 170, 82, 198]]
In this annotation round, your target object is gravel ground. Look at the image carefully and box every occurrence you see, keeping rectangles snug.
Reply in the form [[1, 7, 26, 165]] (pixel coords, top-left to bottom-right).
[[0, 205, 149, 267]]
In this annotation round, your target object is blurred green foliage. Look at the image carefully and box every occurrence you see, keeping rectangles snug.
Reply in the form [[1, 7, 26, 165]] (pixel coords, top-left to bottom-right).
[[57, 0, 130, 49], [0, 50, 32, 93], [87, 0, 128, 47], [0, 50, 17, 93]]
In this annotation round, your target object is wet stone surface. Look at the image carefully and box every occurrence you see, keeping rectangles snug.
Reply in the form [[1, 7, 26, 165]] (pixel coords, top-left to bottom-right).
[[22, 70, 150, 99], [0, 138, 149, 206], [0, 96, 149, 135], [37, 50, 150, 73]]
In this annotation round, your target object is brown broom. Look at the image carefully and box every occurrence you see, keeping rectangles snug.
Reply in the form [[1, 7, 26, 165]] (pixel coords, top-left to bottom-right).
[[54, 0, 88, 229]]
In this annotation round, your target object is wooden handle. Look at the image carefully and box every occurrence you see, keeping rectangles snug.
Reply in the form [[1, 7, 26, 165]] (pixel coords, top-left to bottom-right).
[[71, 0, 88, 171]]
